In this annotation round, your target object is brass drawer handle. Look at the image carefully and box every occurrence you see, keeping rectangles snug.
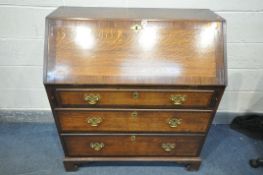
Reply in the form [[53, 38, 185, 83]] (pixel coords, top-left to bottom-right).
[[168, 118, 182, 128], [90, 142, 104, 151], [170, 95, 186, 105], [87, 117, 103, 127], [161, 143, 176, 152], [84, 93, 100, 105]]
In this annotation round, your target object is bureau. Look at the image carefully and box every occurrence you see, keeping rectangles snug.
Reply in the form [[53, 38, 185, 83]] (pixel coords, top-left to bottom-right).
[[43, 7, 226, 172]]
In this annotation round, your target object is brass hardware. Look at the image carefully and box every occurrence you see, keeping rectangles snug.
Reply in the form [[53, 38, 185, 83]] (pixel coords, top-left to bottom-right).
[[90, 142, 104, 151], [131, 135, 136, 142], [131, 111, 138, 118], [168, 118, 182, 128], [170, 95, 186, 105], [131, 24, 142, 31], [84, 93, 100, 105], [132, 92, 139, 99], [161, 143, 176, 152], [87, 117, 103, 127]]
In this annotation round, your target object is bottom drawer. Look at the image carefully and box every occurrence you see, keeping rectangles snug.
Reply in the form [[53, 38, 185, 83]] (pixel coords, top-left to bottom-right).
[[63, 135, 203, 157]]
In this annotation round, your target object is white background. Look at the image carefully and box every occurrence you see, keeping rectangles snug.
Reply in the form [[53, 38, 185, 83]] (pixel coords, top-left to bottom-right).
[[0, 0, 263, 114]]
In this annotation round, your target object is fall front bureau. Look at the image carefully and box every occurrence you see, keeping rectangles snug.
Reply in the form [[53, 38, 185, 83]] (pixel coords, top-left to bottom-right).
[[43, 7, 226, 172]]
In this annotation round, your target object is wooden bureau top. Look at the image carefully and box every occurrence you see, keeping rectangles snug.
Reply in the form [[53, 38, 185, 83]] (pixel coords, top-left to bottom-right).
[[44, 7, 226, 86], [47, 7, 224, 21]]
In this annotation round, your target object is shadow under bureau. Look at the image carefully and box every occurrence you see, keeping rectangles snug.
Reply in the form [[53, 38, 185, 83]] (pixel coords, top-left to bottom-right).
[[43, 7, 227, 172]]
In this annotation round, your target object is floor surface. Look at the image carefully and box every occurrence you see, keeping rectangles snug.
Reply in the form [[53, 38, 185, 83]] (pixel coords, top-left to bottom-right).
[[0, 123, 262, 175]]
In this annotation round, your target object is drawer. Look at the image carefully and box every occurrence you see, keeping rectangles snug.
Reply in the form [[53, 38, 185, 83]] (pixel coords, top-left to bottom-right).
[[57, 110, 212, 133], [63, 134, 203, 157], [56, 89, 215, 108]]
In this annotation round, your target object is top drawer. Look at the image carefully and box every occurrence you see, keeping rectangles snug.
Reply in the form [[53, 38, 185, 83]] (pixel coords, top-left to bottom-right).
[[55, 89, 215, 108]]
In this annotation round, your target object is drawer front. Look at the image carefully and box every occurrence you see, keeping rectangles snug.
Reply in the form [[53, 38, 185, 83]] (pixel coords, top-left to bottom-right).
[[57, 110, 212, 133], [56, 89, 214, 108], [63, 135, 203, 157]]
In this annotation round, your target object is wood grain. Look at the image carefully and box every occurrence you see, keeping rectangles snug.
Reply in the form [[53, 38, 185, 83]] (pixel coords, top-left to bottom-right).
[[44, 8, 226, 86], [56, 110, 212, 133], [63, 135, 203, 157], [43, 7, 227, 172], [56, 88, 214, 108]]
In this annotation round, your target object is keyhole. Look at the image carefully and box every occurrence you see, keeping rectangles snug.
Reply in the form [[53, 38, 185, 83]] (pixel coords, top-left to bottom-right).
[[132, 92, 139, 99]]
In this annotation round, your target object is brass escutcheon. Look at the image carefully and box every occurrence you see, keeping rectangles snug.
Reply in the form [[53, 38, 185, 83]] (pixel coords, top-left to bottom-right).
[[168, 118, 182, 128], [90, 142, 104, 151], [84, 93, 100, 105], [87, 117, 103, 127], [132, 92, 139, 99], [161, 143, 176, 152], [131, 24, 142, 32], [170, 94, 186, 105], [131, 135, 136, 142], [131, 111, 138, 118]]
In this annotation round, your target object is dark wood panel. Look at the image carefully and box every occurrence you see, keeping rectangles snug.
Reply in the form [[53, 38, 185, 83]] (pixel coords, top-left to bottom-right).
[[63, 156, 202, 171], [57, 110, 211, 133], [63, 135, 203, 157], [63, 156, 201, 161], [56, 89, 214, 108]]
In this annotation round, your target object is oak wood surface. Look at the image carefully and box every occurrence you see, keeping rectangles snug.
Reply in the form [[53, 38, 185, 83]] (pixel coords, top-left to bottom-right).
[[63, 135, 203, 157], [56, 89, 214, 107], [43, 7, 227, 172], [44, 8, 226, 86], [48, 7, 223, 21], [57, 110, 211, 133]]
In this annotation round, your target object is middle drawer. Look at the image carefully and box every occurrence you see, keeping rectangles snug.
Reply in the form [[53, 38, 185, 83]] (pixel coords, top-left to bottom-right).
[[56, 110, 212, 133]]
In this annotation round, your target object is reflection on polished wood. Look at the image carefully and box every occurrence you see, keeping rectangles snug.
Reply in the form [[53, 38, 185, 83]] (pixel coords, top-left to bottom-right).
[[44, 7, 227, 172], [44, 7, 226, 86]]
